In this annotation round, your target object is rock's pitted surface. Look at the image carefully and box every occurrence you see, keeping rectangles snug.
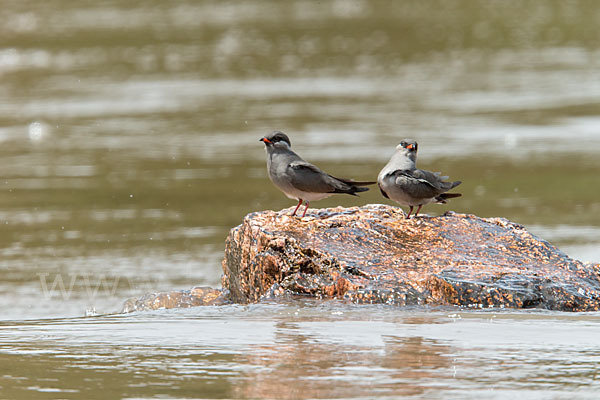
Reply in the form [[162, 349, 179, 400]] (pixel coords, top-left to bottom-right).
[[221, 204, 600, 311]]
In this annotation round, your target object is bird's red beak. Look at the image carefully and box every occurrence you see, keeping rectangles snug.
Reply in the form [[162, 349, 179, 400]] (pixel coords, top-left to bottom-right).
[[406, 144, 414, 150], [260, 137, 272, 144]]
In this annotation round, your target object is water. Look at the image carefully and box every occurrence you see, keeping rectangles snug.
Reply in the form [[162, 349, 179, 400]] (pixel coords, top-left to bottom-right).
[[1, 0, 599, 398], [2, 303, 600, 399]]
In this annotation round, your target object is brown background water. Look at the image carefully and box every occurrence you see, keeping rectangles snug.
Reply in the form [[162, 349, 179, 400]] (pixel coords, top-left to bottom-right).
[[1, 0, 600, 398]]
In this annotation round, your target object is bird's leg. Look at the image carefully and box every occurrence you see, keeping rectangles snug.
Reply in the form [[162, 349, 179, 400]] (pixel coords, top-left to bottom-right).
[[414, 205, 423, 217], [301, 201, 310, 218], [406, 206, 414, 219], [291, 199, 303, 216]]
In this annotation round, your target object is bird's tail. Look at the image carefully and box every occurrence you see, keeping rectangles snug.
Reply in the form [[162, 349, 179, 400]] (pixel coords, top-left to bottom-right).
[[330, 176, 375, 196], [449, 180, 462, 189], [435, 192, 462, 204], [334, 177, 376, 186], [340, 185, 371, 196]]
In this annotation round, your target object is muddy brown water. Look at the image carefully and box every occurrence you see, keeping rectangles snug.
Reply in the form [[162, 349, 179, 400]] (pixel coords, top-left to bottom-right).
[[1, 0, 599, 398]]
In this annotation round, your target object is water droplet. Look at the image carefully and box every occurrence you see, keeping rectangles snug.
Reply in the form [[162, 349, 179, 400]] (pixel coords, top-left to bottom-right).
[[85, 307, 98, 317], [28, 121, 50, 142]]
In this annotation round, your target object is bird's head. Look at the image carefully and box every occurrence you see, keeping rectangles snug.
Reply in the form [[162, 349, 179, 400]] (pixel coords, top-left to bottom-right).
[[398, 139, 418, 153], [395, 139, 418, 162], [260, 131, 292, 150]]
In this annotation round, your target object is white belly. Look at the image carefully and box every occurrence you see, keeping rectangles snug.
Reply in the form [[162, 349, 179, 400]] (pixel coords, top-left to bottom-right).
[[281, 187, 333, 202]]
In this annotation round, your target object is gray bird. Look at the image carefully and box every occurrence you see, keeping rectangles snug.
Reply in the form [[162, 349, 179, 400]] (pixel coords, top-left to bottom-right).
[[378, 139, 461, 218], [260, 131, 375, 217]]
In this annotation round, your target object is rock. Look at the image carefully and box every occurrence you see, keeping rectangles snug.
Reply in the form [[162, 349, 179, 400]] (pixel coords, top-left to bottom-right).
[[221, 204, 600, 311], [121, 286, 228, 313]]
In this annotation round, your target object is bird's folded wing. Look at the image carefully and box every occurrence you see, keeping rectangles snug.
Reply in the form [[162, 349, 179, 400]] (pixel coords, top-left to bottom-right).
[[288, 161, 337, 193], [411, 169, 459, 190], [392, 169, 437, 187], [386, 169, 442, 198]]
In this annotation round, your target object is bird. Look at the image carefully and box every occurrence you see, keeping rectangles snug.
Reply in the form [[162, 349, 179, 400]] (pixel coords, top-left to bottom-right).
[[378, 139, 462, 218], [259, 131, 375, 217]]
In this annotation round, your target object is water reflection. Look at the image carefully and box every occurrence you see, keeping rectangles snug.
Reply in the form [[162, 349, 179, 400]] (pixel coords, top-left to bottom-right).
[[235, 327, 453, 399]]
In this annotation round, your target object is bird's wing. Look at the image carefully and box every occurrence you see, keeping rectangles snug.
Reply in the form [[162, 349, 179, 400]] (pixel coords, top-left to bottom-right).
[[408, 169, 446, 188], [288, 161, 340, 193], [409, 169, 460, 190], [386, 169, 444, 199]]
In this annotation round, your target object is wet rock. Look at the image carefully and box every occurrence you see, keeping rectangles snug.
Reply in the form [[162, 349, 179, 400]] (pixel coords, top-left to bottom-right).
[[221, 204, 600, 311], [121, 286, 228, 313]]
